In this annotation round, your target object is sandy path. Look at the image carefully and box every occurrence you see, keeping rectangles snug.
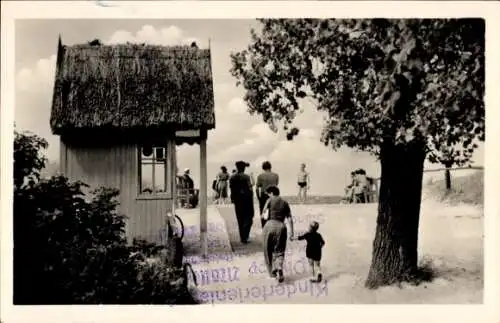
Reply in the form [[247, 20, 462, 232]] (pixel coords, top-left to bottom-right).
[[184, 202, 483, 304]]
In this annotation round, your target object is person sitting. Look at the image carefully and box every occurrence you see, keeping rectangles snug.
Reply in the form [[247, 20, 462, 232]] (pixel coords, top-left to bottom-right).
[[343, 171, 356, 203], [182, 168, 195, 208], [212, 178, 219, 203], [365, 176, 375, 203], [176, 170, 185, 208], [353, 169, 369, 203]]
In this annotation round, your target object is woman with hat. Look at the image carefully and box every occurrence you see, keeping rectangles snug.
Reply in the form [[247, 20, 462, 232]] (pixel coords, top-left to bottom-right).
[[229, 161, 255, 243]]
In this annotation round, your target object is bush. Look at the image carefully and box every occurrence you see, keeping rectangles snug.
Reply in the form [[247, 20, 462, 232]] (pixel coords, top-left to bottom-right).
[[13, 130, 197, 304]]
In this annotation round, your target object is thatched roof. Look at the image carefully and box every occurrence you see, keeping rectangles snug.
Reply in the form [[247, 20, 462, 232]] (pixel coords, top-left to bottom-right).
[[50, 37, 215, 136]]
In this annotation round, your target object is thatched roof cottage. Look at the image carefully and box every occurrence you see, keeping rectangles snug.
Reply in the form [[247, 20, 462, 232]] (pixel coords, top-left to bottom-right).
[[50, 37, 215, 254]]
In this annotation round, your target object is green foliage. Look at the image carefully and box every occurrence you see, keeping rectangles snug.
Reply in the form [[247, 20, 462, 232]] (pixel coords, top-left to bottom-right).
[[14, 131, 197, 304], [230, 19, 485, 167], [14, 130, 48, 189]]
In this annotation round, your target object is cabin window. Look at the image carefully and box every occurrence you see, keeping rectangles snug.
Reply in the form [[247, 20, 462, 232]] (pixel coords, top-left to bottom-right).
[[139, 144, 168, 196]]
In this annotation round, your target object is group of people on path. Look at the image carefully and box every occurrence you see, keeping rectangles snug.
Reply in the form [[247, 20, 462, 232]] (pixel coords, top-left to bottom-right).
[[212, 162, 311, 205], [223, 160, 324, 284]]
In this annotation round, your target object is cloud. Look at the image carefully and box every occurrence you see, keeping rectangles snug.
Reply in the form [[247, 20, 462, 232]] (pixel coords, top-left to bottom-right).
[[207, 120, 280, 166], [16, 54, 56, 93], [248, 122, 277, 141], [17, 24, 205, 94], [14, 22, 416, 196], [107, 25, 206, 48], [299, 128, 317, 139], [15, 24, 220, 190], [213, 83, 237, 104], [15, 24, 210, 165], [227, 97, 248, 115]]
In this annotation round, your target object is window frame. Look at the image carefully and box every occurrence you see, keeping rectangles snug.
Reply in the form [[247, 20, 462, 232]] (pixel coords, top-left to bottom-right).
[[136, 142, 172, 200]]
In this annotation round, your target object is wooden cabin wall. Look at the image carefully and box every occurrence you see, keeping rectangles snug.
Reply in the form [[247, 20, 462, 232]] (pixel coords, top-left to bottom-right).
[[60, 139, 173, 244]]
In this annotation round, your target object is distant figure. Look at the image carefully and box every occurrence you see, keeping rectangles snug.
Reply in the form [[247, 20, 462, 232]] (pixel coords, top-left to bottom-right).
[[229, 168, 237, 197], [256, 161, 279, 228], [175, 167, 184, 207], [297, 163, 310, 202], [297, 221, 325, 283], [191, 41, 198, 48], [353, 169, 368, 203], [216, 166, 230, 204], [344, 171, 357, 203], [212, 177, 219, 202], [249, 171, 256, 188], [181, 168, 195, 208], [229, 161, 254, 243], [261, 186, 295, 283], [365, 177, 375, 203]]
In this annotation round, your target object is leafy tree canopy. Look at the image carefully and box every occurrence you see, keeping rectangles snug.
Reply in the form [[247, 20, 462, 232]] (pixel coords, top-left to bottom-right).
[[230, 19, 484, 165], [14, 129, 48, 189]]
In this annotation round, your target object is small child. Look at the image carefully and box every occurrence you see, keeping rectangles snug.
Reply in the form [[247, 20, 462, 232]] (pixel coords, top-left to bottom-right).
[[297, 221, 325, 282]]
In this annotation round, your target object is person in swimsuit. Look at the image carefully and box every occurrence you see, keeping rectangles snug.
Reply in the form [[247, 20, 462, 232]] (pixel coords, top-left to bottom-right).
[[297, 163, 310, 202]]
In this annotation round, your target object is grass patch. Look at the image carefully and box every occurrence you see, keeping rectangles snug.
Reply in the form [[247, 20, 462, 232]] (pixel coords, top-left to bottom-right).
[[210, 195, 344, 206], [425, 170, 483, 206], [280, 195, 344, 205]]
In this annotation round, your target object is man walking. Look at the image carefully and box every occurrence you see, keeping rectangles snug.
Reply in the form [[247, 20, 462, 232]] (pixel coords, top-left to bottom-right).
[[229, 161, 254, 244], [256, 161, 279, 228]]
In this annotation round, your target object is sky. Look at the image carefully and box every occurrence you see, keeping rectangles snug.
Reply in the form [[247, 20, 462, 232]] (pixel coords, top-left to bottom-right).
[[14, 19, 485, 196]]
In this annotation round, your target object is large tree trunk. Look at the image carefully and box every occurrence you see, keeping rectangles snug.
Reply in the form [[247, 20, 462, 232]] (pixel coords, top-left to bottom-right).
[[365, 141, 426, 289]]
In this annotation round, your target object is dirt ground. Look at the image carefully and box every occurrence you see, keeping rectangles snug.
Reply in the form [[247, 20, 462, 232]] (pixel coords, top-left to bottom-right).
[[187, 201, 483, 304]]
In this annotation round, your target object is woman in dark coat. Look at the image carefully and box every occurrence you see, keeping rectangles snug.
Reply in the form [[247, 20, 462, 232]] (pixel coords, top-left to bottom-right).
[[229, 161, 255, 243], [261, 186, 295, 283]]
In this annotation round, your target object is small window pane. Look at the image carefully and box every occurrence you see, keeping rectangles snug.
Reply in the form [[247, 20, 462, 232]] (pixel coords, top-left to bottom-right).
[[155, 147, 165, 162], [142, 145, 153, 158], [141, 164, 153, 194], [155, 164, 166, 193], [139, 144, 168, 196]]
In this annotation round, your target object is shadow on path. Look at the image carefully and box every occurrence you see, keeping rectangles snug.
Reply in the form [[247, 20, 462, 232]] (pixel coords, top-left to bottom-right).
[[217, 205, 264, 257]]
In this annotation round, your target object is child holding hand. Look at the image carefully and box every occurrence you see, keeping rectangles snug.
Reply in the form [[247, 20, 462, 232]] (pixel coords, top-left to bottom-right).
[[297, 221, 325, 282]]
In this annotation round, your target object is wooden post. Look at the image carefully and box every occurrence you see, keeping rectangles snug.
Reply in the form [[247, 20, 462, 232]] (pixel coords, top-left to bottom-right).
[[170, 140, 177, 205], [166, 139, 177, 244], [59, 139, 67, 175], [200, 130, 208, 257]]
